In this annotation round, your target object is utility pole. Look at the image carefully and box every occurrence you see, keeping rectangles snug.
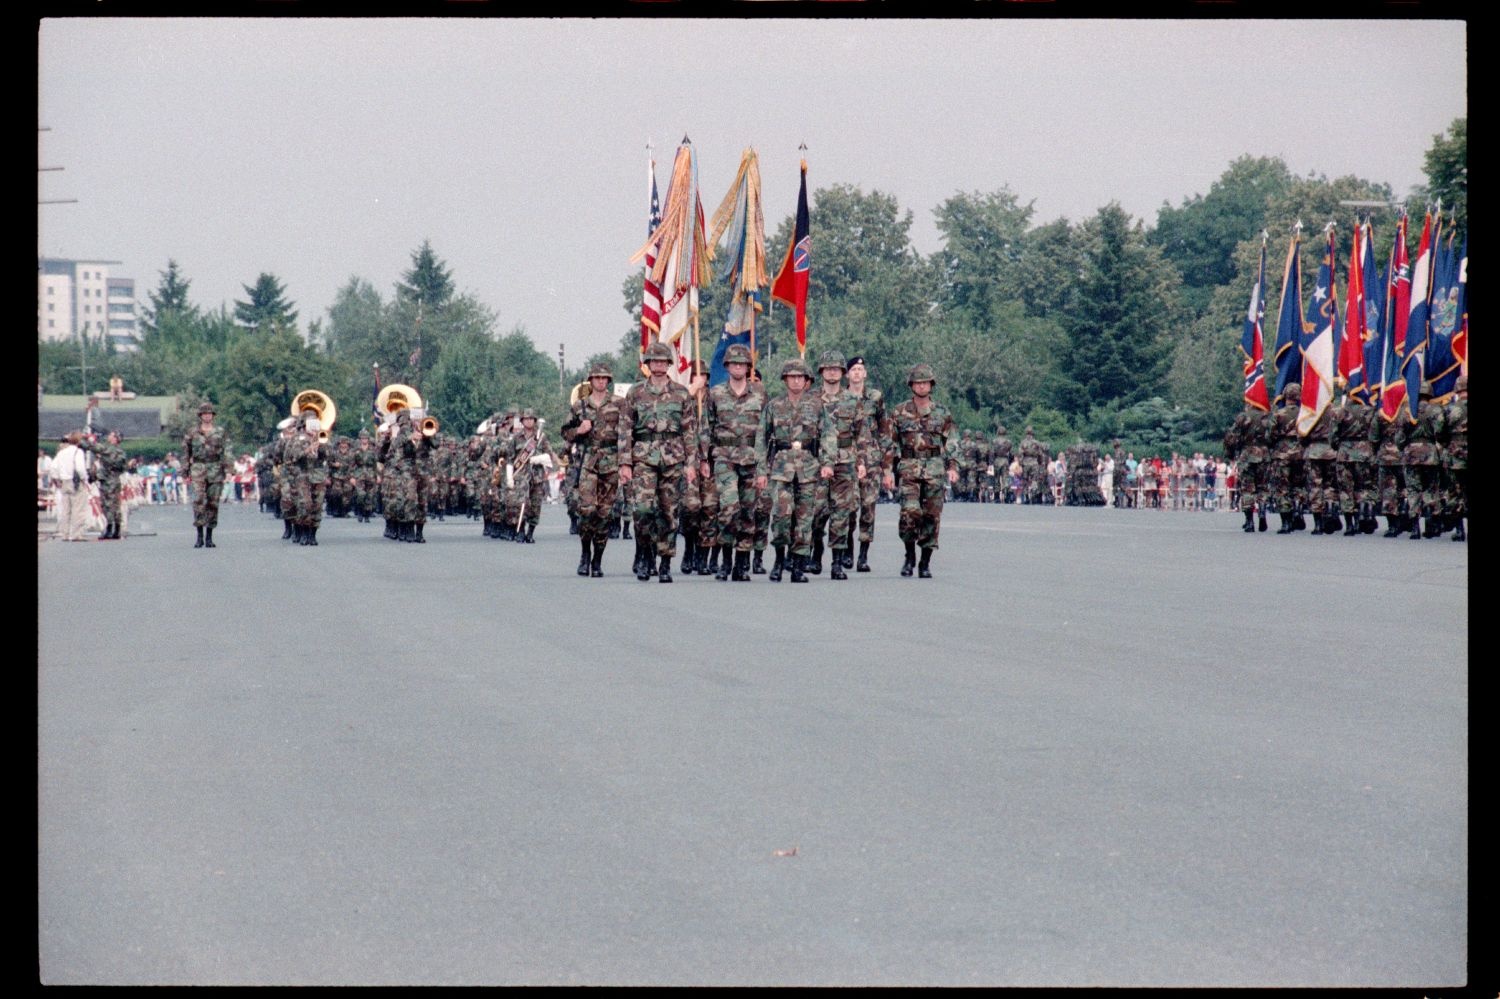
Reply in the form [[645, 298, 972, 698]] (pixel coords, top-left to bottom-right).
[[558, 343, 565, 392]]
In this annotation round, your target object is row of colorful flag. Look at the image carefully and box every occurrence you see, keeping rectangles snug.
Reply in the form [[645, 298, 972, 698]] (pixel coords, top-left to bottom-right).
[[1242, 209, 1468, 429], [629, 138, 811, 388]]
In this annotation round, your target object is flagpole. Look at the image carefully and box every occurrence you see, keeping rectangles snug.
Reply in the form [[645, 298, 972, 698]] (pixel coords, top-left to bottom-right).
[[798, 143, 808, 360]]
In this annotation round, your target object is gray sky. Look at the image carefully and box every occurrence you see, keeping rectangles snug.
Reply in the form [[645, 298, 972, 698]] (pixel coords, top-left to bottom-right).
[[38, 17, 1466, 365]]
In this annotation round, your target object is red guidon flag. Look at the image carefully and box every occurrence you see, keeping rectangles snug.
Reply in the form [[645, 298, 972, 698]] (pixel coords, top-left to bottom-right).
[[771, 160, 810, 357]]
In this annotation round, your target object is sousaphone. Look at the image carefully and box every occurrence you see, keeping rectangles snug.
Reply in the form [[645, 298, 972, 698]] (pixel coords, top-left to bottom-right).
[[291, 389, 337, 442]]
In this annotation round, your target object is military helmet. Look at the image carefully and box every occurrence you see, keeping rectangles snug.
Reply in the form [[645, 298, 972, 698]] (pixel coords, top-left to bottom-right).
[[907, 363, 937, 385], [198, 401, 216, 415], [1283, 383, 1301, 401], [588, 362, 614, 380], [780, 358, 812, 381], [358, 429, 370, 439], [724, 343, 753, 366], [522, 407, 537, 420], [817, 349, 847, 372], [691, 358, 711, 377], [996, 424, 1007, 435], [642, 341, 674, 362]]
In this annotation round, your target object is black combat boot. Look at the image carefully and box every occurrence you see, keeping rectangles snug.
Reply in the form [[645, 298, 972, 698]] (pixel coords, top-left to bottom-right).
[[1275, 514, 1292, 535], [843, 529, 856, 568], [900, 539, 917, 576], [578, 537, 593, 575], [702, 544, 721, 577], [1242, 510, 1255, 533], [195, 525, 205, 548], [918, 547, 933, 578], [635, 540, 652, 581], [752, 549, 766, 574], [789, 553, 808, 583], [1343, 513, 1358, 536], [205, 526, 216, 548], [1452, 517, 1466, 542], [569, 512, 579, 535], [830, 551, 848, 580], [1257, 509, 1268, 532], [283, 518, 294, 540], [523, 522, 535, 543], [807, 535, 824, 575], [1409, 513, 1422, 539], [768, 544, 786, 582], [1382, 516, 1400, 537], [1311, 513, 1326, 535], [1293, 512, 1307, 531], [679, 537, 697, 575], [306, 526, 317, 546], [609, 519, 621, 539], [658, 553, 673, 583], [621, 518, 632, 540], [1424, 515, 1441, 538], [857, 541, 871, 572], [414, 522, 426, 543], [715, 544, 732, 581], [98, 520, 112, 541], [590, 540, 605, 576], [732, 550, 751, 582]]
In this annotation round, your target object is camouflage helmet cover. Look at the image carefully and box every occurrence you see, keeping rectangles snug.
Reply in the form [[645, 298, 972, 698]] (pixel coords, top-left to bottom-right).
[[780, 358, 812, 380], [907, 363, 937, 385], [642, 341, 674, 362], [723, 343, 753, 366], [588, 362, 614, 379], [817, 349, 847, 372]]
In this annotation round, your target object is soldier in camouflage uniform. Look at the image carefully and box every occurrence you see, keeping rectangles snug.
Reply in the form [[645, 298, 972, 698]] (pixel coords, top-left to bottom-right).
[[285, 407, 331, 545], [561, 363, 624, 577], [1111, 440, 1127, 508], [479, 416, 511, 538], [464, 428, 488, 522], [1331, 393, 1377, 535], [327, 437, 356, 518], [80, 428, 127, 539], [700, 343, 766, 581], [756, 358, 823, 583], [379, 409, 424, 542], [882, 363, 959, 578], [1268, 384, 1306, 533], [255, 439, 277, 515], [1442, 375, 1467, 541], [1020, 427, 1047, 505], [271, 419, 298, 538], [992, 426, 1015, 505], [1299, 392, 1339, 535], [1223, 403, 1270, 532], [846, 356, 887, 571], [678, 359, 721, 576], [1404, 382, 1446, 539], [808, 350, 869, 579], [508, 410, 554, 543], [620, 340, 699, 582], [1065, 443, 1104, 506], [1371, 401, 1411, 537], [183, 401, 232, 548], [353, 429, 379, 523]]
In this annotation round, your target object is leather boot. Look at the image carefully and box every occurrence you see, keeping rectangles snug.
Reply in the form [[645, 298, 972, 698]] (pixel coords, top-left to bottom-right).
[[1452, 518, 1466, 542], [609, 519, 621, 539], [195, 525, 204, 548], [752, 549, 766, 574], [1293, 512, 1307, 531], [1343, 513, 1358, 536], [1311, 513, 1325, 535], [621, 519, 632, 540], [1276, 514, 1293, 535], [856, 541, 871, 572], [918, 547, 933, 578], [830, 550, 848, 580], [306, 526, 317, 546], [284, 518, 295, 540], [789, 553, 808, 583], [1242, 510, 1255, 533], [633, 539, 646, 579], [414, 522, 426, 543], [205, 526, 215, 548], [1257, 510, 1268, 532], [732, 550, 751, 582], [901, 539, 916, 576], [1383, 516, 1400, 537], [578, 537, 593, 575], [658, 553, 673, 583], [1409, 514, 1422, 539], [523, 522, 535, 543], [590, 540, 605, 576], [807, 535, 824, 575], [715, 544, 732, 581], [701, 544, 721, 576], [569, 513, 579, 535], [680, 537, 697, 575], [768, 544, 786, 582], [1423, 515, 1440, 538]]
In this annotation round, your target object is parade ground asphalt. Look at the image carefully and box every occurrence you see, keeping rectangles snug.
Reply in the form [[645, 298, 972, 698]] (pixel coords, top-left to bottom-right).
[[37, 500, 1468, 987]]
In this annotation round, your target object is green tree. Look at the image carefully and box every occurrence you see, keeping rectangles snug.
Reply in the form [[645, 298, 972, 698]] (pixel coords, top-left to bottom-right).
[[142, 259, 199, 336], [1416, 117, 1466, 231], [212, 325, 350, 445], [930, 187, 1035, 328], [396, 239, 455, 310], [234, 273, 299, 332]]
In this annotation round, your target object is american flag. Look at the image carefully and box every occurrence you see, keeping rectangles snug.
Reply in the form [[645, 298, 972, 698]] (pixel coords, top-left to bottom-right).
[[640, 156, 662, 357]]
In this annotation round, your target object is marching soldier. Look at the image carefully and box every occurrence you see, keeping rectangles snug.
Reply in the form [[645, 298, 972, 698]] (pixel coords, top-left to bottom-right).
[[992, 425, 1015, 506], [679, 359, 719, 576], [1111, 439, 1127, 508], [883, 364, 959, 578], [285, 405, 331, 545], [327, 437, 356, 518], [756, 357, 823, 582], [1300, 393, 1338, 535], [1331, 392, 1377, 535], [354, 429, 379, 523], [509, 409, 555, 543], [846, 355, 887, 571], [1404, 382, 1447, 539], [183, 401, 231, 548], [1223, 402, 1270, 532], [1020, 427, 1047, 505], [560, 363, 624, 577], [810, 350, 869, 579], [1371, 400, 1411, 537], [701, 343, 766, 581], [1442, 375, 1467, 541], [619, 340, 698, 582], [1269, 384, 1306, 533]]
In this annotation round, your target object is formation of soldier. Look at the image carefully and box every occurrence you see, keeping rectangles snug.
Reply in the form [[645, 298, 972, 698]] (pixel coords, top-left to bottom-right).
[[1222, 375, 1467, 541]]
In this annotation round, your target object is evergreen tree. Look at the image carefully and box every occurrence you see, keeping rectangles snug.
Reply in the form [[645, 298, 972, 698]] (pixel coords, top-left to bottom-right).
[[234, 273, 298, 332]]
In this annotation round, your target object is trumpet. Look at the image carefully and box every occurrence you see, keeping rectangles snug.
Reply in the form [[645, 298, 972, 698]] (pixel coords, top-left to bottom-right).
[[420, 414, 440, 438]]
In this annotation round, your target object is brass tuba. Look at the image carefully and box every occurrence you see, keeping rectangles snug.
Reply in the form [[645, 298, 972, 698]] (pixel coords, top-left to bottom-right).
[[568, 379, 591, 407], [375, 383, 422, 417], [291, 389, 337, 443]]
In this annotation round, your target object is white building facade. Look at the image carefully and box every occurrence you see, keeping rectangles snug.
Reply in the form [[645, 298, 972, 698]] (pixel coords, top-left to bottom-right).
[[39, 258, 140, 351]]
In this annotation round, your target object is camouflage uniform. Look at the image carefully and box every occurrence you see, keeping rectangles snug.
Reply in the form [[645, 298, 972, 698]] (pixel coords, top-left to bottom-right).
[[1065, 443, 1104, 506], [810, 351, 870, 578], [1331, 396, 1376, 534], [1370, 407, 1411, 535], [620, 342, 698, 578], [1020, 429, 1047, 504], [1404, 391, 1446, 538], [850, 379, 889, 566], [285, 422, 330, 543], [1299, 401, 1339, 532], [183, 402, 231, 546], [700, 344, 767, 580], [885, 364, 959, 578], [678, 361, 720, 575], [1268, 386, 1305, 531], [992, 428, 1015, 504], [378, 411, 430, 541], [1223, 405, 1270, 531], [756, 359, 824, 581], [510, 412, 556, 541], [1441, 378, 1467, 540], [255, 446, 277, 514], [354, 433, 379, 522], [80, 433, 127, 538], [560, 366, 624, 576], [328, 440, 357, 517]]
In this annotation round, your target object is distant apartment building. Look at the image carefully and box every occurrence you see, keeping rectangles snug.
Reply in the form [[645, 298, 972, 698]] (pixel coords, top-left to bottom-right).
[[38, 258, 141, 352]]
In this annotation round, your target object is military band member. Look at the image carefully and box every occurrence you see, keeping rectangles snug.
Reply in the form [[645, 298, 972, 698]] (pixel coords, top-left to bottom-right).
[[328, 437, 356, 518], [619, 341, 698, 582], [883, 364, 959, 578], [354, 429, 379, 523], [508, 409, 555, 543], [701, 343, 767, 581], [285, 406, 330, 545], [756, 358, 823, 582], [561, 363, 624, 577], [183, 401, 231, 548]]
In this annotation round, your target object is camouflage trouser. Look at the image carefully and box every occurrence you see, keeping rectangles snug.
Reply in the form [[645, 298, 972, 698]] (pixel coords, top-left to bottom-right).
[[1266, 459, 1303, 514], [1304, 458, 1338, 514], [631, 461, 684, 558], [769, 472, 818, 557], [1444, 465, 1467, 518], [356, 478, 377, 517], [502, 474, 524, 530], [1022, 463, 1045, 503], [1335, 461, 1376, 514], [98, 477, 122, 523], [1404, 463, 1442, 515], [899, 473, 946, 549], [812, 463, 859, 551], [754, 483, 771, 552], [425, 476, 446, 515], [680, 470, 720, 547], [330, 479, 355, 515], [264, 477, 281, 511], [293, 478, 327, 528], [713, 460, 758, 552], [576, 464, 619, 543], [855, 471, 879, 542], [1238, 460, 1267, 513], [382, 471, 420, 521], [524, 471, 546, 527], [1112, 469, 1127, 506], [1377, 464, 1406, 515], [191, 471, 225, 528]]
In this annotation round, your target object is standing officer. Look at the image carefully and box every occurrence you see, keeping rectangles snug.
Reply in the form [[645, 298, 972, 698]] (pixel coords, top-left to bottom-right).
[[701, 343, 766, 581], [561, 363, 624, 577], [80, 428, 127, 539], [183, 401, 231, 548], [619, 340, 698, 582], [756, 357, 823, 582], [883, 364, 959, 578]]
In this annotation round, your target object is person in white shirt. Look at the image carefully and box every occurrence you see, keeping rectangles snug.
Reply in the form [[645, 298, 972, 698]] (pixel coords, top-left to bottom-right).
[[51, 433, 91, 541]]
